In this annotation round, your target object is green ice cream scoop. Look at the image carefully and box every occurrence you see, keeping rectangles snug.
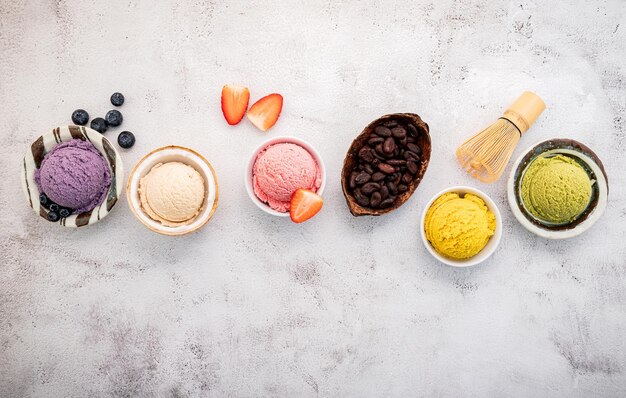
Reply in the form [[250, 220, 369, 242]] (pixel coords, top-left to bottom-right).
[[521, 154, 592, 224]]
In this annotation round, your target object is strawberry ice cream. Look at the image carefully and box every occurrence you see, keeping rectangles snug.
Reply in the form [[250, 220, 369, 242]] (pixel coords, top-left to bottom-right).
[[253, 143, 322, 212]]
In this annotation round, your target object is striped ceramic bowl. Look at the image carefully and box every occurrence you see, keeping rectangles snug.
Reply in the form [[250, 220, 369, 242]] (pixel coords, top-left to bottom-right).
[[21, 125, 124, 227]]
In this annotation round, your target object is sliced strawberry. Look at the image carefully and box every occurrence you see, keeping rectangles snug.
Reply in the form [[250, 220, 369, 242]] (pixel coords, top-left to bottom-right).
[[247, 93, 283, 131], [290, 189, 323, 223], [221, 84, 250, 125]]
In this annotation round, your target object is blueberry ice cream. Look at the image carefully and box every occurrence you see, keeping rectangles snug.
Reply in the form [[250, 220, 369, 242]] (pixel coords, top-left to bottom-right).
[[34, 139, 111, 213]]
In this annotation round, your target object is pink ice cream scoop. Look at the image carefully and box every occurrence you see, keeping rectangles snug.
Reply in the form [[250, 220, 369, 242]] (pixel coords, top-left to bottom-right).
[[253, 142, 321, 212]]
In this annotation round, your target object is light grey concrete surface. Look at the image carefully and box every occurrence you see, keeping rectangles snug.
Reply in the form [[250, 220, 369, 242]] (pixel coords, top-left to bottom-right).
[[1, 0, 625, 397]]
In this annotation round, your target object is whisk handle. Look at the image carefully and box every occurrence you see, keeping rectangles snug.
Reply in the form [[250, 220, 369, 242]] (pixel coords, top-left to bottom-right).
[[502, 91, 545, 135]]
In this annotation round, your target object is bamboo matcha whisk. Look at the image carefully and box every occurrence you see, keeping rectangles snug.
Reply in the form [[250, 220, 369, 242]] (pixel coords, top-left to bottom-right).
[[456, 91, 545, 182]]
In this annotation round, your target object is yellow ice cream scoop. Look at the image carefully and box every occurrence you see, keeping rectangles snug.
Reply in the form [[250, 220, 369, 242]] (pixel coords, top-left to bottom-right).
[[424, 192, 496, 260], [521, 154, 592, 224]]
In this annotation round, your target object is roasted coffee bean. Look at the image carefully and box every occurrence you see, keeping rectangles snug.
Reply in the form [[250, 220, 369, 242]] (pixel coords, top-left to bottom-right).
[[355, 172, 371, 185], [383, 120, 398, 128], [392, 173, 402, 185], [388, 159, 406, 166], [377, 163, 395, 174], [374, 125, 392, 137], [370, 191, 382, 207], [368, 136, 384, 146], [407, 143, 422, 155], [353, 188, 370, 207], [380, 198, 395, 208], [371, 172, 386, 182], [349, 172, 358, 188], [383, 137, 395, 154], [372, 150, 385, 161], [385, 173, 395, 182], [387, 181, 398, 195], [348, 118, 427, 209], [361, 182, 381, 195], [380, 185, 389, 199], [391, 126, 406, 139], [404, 151, 419, 161], [359, 147, 374, 162]]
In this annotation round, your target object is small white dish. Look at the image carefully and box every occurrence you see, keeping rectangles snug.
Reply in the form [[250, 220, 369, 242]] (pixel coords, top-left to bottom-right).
[[420, 186, 502, 267], [126, 145, 218, 235], [244, 136, 326, 217], [507, 138, 608, 239], [21, 125, 124, 227]]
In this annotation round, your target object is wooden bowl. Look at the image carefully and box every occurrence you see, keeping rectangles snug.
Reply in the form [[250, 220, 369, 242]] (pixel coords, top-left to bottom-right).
[[341, 113, 431, 216]]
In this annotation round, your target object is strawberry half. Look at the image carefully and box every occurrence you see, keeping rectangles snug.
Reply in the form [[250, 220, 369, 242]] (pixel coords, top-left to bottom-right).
[[221, 84, 250, 125], [247, 93, 283, 131], [290, 189, 323, 223]]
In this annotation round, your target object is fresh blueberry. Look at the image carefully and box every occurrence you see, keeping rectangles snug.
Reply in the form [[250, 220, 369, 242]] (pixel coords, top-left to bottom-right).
[[105, 110, 123, 127], [59, 208, 71, 218], [111, 92, 125, 106], [117, 131, 135, 149], [49, 203, 60, 212], [91, 117, 108, 133], [39, 193, 49, 207], [47, 211, 60, 222], [71, 109, 89, 125]]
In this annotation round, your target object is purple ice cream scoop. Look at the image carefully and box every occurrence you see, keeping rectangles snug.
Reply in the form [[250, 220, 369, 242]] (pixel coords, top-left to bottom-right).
[[34, 139, 112, 213]]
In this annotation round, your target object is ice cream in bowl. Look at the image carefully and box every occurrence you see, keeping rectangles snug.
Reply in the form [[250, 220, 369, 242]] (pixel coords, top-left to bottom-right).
[[245, 136, 325, 217], [420, 186, 502, 267], [508, 138, 608, 239], [21, 125, 124, 227], [126, 146, 218, 235]]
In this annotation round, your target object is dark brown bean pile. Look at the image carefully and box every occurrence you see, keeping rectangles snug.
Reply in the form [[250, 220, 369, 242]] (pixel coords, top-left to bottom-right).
[[348, 120, 422, 209]]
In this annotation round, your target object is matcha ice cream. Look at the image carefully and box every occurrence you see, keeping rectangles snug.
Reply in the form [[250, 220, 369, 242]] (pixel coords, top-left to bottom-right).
[[521, 154, 592, 224]]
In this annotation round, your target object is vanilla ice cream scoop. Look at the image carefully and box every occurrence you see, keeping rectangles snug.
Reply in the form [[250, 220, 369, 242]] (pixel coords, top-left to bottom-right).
[[139, 162, 205, 227]]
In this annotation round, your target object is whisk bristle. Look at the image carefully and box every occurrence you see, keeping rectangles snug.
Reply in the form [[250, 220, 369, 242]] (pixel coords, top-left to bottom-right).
[[456, 118, 521, 183]]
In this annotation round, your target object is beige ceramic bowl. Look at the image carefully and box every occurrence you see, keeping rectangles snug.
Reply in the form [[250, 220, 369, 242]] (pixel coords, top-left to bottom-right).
[[126, 145, 218, 235]]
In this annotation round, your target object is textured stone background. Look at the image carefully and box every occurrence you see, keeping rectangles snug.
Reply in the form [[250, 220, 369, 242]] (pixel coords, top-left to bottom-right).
[[1, 0, 625, 397]]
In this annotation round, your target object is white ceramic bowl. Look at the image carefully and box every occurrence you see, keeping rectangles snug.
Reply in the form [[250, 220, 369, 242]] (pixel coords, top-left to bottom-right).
[[420, 186, 503, 267], [21, 125, 124, 227], [126, 145, 218, 235], [507, 138, 608, 239], [245, 136, 326, 217]]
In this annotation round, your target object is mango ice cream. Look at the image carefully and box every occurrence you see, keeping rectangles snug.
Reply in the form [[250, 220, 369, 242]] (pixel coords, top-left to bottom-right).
[[424, 193, 496, 260], [521, 154, 592, 224]]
